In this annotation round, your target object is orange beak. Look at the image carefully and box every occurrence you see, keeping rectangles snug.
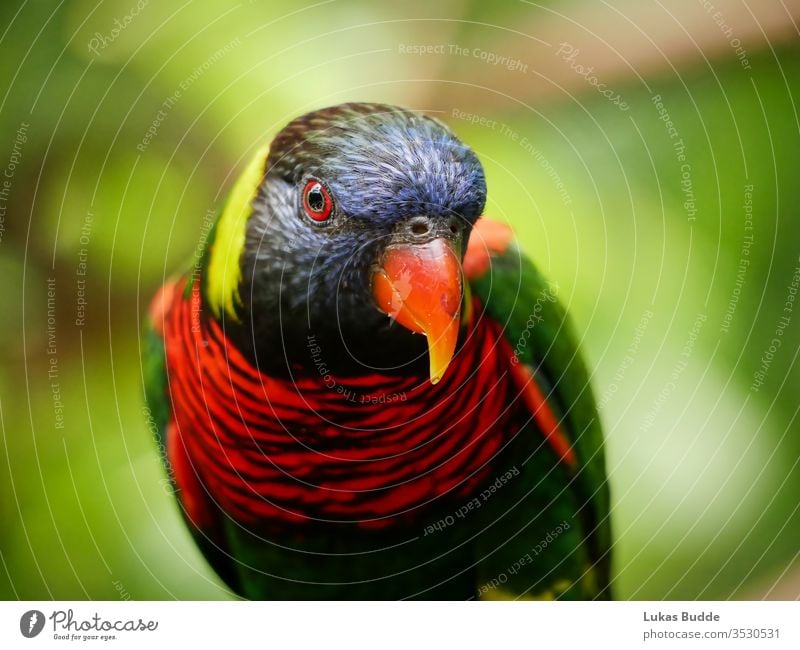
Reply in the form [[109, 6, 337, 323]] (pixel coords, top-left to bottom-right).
[[372, 238, 463, 384]]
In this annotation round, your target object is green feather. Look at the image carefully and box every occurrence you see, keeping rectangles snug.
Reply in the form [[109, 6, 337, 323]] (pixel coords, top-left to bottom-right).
[[142, 323, 169, 456], [469, 238, 613, 598]]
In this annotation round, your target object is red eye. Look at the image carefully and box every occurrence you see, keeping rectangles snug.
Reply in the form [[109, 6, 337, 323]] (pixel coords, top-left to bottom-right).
[[302, 180, 333, 222]]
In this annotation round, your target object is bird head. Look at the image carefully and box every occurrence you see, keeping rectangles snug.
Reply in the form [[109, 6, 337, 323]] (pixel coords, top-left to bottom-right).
[[204, 103, 486, 383]]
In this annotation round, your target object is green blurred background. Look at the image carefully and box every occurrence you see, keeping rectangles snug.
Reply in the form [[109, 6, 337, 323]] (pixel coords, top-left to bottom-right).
[[1, 0, 799, 600]]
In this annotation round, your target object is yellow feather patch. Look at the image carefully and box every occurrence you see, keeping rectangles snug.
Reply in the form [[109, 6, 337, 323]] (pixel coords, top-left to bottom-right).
[[479, 587, 553, 601], [478, 579, 575, 600], [207, 144, 270, 321]]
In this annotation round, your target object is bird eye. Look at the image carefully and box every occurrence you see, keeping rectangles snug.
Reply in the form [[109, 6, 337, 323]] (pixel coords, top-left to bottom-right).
[[302, 179, 333, 222]]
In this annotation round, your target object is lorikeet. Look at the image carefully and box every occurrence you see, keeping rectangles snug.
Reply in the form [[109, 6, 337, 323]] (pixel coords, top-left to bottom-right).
[[143, 103, 612, 600]]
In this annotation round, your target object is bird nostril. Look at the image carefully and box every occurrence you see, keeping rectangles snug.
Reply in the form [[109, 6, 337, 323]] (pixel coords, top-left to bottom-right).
[[410, 221, 430, 236]]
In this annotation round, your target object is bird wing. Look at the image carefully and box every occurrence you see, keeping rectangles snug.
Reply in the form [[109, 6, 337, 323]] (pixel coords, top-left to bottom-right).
[[465, 218, 612, 598]]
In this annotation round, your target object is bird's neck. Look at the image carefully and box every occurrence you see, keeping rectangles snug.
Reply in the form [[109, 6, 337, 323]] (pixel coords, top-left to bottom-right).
[[204, 287, 435, 381]]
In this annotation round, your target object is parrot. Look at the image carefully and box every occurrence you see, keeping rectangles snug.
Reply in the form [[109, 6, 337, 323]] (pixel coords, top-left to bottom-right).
[[142, 102, 612, 600]]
